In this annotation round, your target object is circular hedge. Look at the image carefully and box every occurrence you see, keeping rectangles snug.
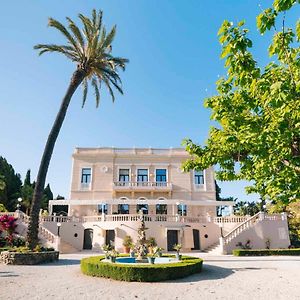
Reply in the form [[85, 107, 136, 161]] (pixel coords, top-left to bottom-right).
[[81, 255, 203, 282]]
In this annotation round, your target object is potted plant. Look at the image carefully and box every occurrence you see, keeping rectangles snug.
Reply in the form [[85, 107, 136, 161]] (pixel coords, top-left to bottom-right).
[[146, 237, 157, 254], [129, 243, 136, 258], [101, 244, 112, 259], [173, 244, 182, 260], [108, 249, 119, 263], [122, 235, 133, 253], [147, 246, 158, 264], [155, 246, 164, 257]]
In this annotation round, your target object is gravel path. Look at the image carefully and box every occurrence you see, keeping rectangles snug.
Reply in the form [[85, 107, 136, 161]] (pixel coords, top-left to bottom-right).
[[0, 253, 299, 300]]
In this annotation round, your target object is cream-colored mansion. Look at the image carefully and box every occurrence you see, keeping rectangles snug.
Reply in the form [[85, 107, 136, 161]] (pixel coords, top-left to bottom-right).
[[42, 147, 290, 254]]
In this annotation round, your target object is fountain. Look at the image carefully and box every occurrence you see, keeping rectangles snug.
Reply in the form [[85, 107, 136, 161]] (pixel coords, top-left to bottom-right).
[[136, 210, 148, 261]]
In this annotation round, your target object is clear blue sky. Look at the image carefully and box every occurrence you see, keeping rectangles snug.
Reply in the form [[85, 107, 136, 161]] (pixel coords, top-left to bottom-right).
[[0, 1, 298, 200]]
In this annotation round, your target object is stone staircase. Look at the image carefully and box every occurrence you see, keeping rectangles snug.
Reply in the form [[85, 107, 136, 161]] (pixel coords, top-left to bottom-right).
[[204, 212, 264, 255], [203, 242, 223, 255], [58, 240, 78, 254], [12, 211, 59, 250]]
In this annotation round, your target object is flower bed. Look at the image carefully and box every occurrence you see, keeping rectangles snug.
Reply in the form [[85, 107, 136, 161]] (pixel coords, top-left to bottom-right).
[[0, 250, 59, 265], [233, 249, 300, 256], [81, 255, 203, 282]]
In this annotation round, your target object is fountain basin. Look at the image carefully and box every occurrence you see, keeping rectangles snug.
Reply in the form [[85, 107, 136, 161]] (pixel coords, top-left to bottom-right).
[[81, 255, 203, 282]]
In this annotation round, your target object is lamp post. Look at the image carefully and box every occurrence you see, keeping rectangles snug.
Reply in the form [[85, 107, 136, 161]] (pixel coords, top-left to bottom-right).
[[219, 223, 224, 238], [57, 222, 62, 237], [17, 197, 22, 212]]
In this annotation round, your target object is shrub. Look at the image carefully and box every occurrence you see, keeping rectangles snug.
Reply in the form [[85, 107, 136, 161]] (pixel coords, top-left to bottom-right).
[[233, 249, 300, 256], [122, 235, 133, 248], [146, 237, 157, 248], [81, 255, 203, 282]]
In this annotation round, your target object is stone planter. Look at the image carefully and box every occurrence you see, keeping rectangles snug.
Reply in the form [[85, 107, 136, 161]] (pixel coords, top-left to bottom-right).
[[0, 251, 59, 265], [109, 256, 116, 263], [147, 257, 155, 264], [175, 253, 182, 261]]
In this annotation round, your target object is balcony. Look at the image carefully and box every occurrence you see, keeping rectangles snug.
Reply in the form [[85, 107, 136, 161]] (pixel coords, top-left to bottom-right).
[[113, 181, 173, 192], [40, 213, 261, 224]]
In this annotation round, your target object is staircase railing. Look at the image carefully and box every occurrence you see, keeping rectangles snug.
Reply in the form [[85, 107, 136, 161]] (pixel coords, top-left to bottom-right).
[[14, 211, 58, 248], [222, 212, 262, 246]]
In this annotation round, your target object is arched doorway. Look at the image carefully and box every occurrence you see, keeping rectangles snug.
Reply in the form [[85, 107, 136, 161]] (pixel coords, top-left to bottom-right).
[[83, 228, 93, 250]]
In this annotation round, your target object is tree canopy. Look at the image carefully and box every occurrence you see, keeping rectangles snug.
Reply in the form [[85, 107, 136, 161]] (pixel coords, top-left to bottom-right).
[[0, 157, 22, 211], [183, 1, 300, 205]]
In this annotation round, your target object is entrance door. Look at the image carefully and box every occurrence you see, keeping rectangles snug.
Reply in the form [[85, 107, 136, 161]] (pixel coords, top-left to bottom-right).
[[167, 230, 178, 251], [83, 228, 93, 250], [105, 230, 115, 248], [192, 229, 200, 250]]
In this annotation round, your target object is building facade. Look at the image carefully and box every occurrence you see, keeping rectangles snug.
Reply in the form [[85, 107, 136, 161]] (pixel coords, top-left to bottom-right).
[[45, 147, 290, 254]]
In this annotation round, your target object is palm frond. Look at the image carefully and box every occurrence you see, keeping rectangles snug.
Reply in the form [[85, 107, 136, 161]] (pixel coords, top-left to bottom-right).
[[34, 44, 79, 61], [102, 77, 115, 103], [91, 77, 100, 107], [101, 25, 116, 49], [66, 17, 85, 50], [78, 13, 93, 44], [104, 74, 123, 95], [48, 18, 82, 57], [81, 79, 88, 108]]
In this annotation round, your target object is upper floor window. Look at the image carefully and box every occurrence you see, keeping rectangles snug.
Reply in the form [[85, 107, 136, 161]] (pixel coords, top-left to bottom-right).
[[156, 169, 167, 182], [81, 168, 91, 184], [137, 169, 148, 182], [194, 170, 204, 185], [156, 204, 167, 215], [118, 204, 129, 214], [119, 169, 129, 182], [136, 204, 148, 214], [97, 204, 108, 214], [177, 204, 187, 216]]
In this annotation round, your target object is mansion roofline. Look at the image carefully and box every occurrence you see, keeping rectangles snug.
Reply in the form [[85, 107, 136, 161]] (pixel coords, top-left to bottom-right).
[[73, 147, 190, 157]]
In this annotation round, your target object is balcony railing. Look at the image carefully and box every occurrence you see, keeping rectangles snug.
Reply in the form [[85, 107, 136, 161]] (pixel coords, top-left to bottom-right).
[[40, 214, 260, 224], [113, 181, 172, 190]]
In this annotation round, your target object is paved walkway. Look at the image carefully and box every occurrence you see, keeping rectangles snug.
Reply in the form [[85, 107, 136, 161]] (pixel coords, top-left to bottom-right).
[[0, 252, 299, 300]]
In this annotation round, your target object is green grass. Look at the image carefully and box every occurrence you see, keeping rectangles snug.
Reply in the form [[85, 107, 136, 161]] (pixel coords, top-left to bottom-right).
[[233, 248, 300, 256], [80, 255, 203, 282]]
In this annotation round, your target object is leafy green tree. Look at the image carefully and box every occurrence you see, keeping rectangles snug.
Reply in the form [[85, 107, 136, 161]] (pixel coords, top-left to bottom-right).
[[27, 9, 128, 248], [234, 201, 261, 216], [41, 184, 53, 211], [21, 169, 34, 215], [0, 203, 7, 212], [0, 175, 5, 191], [24, 169, 31, 186], [0, 157, 22, 211], [183, 1, 300, 205], [215, 181, 236, 216], [21, 170, 54, 214]]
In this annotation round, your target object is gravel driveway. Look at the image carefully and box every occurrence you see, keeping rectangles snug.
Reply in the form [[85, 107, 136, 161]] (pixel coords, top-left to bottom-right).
[[0, 252, 299, 300]]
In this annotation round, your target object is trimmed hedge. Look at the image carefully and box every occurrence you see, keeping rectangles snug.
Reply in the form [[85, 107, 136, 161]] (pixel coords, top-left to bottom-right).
[[81, 255, 203, 282], [233, 248, 300, 256]]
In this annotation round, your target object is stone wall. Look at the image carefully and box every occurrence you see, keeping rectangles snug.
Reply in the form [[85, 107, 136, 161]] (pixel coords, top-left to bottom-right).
[[0, 251, 59, 265]]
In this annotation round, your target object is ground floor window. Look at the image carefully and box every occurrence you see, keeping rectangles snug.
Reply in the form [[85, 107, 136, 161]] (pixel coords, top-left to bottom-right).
[[118, 204, 129, 214], [156, 204, 167, 215], [136, 204, 148, 214], [97, 204, 108, 214], [177, 204, 187, 216]]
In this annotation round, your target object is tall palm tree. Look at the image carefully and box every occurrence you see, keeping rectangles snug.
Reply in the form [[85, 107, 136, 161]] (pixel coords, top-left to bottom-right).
[[27, 10, 129, 249]]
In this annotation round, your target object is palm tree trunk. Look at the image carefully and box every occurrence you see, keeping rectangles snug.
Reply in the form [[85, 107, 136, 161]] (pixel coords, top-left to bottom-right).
[[27, 68, 85, 249]]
